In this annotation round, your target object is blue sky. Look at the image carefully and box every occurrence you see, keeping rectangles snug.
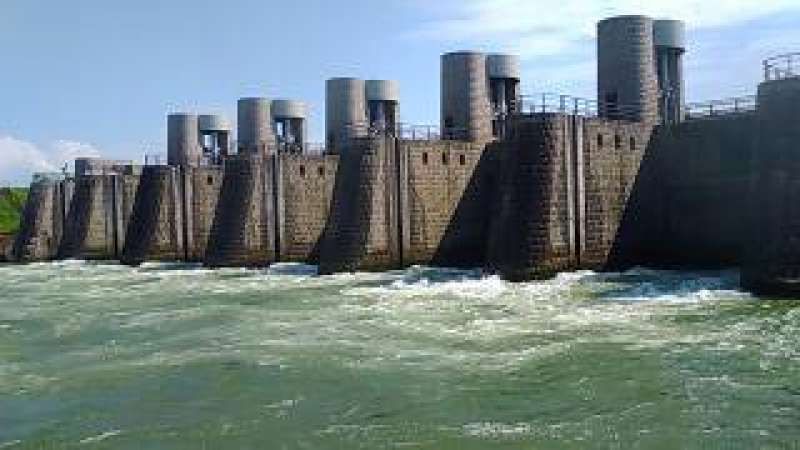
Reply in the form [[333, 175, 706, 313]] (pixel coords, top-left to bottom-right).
[[2, 0, 800, 185]]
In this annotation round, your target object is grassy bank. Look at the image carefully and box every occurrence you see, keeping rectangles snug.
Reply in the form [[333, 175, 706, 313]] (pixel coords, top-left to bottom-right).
[[0, 188, 28, 235]]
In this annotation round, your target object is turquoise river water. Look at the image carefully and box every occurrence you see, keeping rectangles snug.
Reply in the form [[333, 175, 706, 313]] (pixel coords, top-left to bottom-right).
[[0, 261, 799, 449]]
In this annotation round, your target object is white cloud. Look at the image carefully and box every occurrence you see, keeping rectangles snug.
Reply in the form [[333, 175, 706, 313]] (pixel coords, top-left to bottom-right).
[[51, 140, 102, 171], [0, 136, 102, 186], [0, 136, 53, 175], [408, 0, 800, 58]]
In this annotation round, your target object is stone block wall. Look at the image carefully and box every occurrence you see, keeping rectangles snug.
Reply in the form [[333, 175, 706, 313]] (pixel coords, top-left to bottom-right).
[[13, 179, 73, 261], [118, 174, 140, 254], [482, 114, 654, 279], [608, 114, 756, 269], [319, 137, 400, 273], [121, 166, 184, 264], [404, 139, 495, 266], [59, 174, 138, 260], [278, 154, 338, 263], [16, 94, 797, 296], [0, 235, 13, 262], [741, 77, 800, 295], [185, 167, 223, 262], [486, 114, 576, 280], [581, 118, 652, 268], [205, 155, 275, 267]]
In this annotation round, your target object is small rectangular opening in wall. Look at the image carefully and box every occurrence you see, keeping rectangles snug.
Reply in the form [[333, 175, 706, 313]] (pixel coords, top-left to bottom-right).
[[459, 154, 466, 165], [442, 153, 449, 165], [422, 152, 428, 165]]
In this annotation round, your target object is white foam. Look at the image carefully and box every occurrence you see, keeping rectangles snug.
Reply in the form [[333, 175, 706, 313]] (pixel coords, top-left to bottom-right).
[[79, 430, 121, 444], [0, 263, 768, 387]]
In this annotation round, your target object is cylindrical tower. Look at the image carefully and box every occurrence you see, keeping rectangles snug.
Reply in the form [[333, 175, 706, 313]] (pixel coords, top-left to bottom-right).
[[654, 20, 687, 125], [597, 16, 659, 123], [441, 51, 493, 141], [365, 80, 400, 136], [271, 99, 308, 154], [198, 114, 231, 164], [237, 97, 275, 156], [487, 54, 521, 138], [167, 113, 201, 167], [326, 78, 367, 154]]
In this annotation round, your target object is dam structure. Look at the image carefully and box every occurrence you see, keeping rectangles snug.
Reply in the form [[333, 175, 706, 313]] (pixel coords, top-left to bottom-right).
[[11, 15, 800, 297]]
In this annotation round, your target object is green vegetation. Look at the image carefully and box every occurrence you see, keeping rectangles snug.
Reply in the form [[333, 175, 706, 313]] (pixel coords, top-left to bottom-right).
[[0, 187, 28, 234]]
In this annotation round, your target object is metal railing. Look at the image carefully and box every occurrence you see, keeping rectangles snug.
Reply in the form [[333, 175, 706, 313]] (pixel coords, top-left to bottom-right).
[[275, 141, 305, 155], [764, 52, 800, 81], [303, 143, 327, 156], [143, 154, 166, 166], [516, 93, 649, 122], [341, 121, 461, 142], [685, 95, 757, 120], [521, 92, 759, 122], [398, 123, 441, 141]]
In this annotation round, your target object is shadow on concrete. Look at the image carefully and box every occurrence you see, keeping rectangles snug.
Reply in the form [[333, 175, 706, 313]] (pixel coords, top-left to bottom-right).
[[429, 143, 501, 268], [57, 177, 92, 259], [608, 116, 758, 271]]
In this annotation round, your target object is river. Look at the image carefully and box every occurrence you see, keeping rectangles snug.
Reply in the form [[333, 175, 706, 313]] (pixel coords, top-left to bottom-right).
[[0, 262, 798, 449]]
